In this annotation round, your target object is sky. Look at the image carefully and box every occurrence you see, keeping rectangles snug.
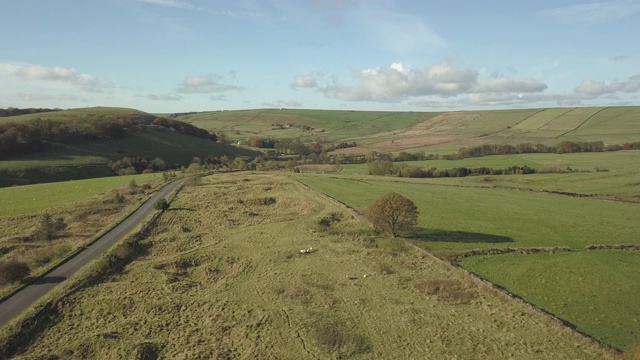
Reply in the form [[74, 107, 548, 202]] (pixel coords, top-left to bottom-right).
[[0, 0, 639, 113]]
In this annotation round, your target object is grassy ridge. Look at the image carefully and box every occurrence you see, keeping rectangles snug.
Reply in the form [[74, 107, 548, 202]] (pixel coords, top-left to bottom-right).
[[175, 106, 640, 153], [0, 126, 258, 187], [177, 109, 431, 141], [0, 107, 155, 125]]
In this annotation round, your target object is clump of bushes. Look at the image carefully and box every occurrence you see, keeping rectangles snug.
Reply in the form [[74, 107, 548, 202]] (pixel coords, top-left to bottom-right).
[[248, 197, 276, 206], [153, 199, 170, 211], [586, 244, 640, 251], [0, 260, 31, 285], [414, 278, 478, 304], [309, 317, 371, 357], [446, 246, 572, 263], [318, 212, 342, 228]]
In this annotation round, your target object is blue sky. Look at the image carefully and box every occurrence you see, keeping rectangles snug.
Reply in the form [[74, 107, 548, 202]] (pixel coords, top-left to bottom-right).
[[1, 0, 639, 113]]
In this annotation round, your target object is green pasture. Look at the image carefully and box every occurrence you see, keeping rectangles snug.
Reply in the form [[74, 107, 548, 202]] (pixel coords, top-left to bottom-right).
[[178, 109, 431, 141], [296, 174, 640, 254], [0, 173, 157, 217], [511, 108, 572, 130], [462, 251, 640, 351], [338, 151, 640, 201], [7, 173, 612, 359], [0, 107, 154, 125], [0, 126, 257, 186], [298, 172, 640, 350]]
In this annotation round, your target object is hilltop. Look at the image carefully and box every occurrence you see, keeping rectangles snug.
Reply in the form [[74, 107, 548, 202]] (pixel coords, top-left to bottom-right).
[[174, 106, 640, 154], [0, 107, 259, 186]]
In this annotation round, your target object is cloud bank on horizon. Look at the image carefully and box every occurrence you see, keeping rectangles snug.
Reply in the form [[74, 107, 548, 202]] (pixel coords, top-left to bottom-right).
[[0, 0, 638, 112]]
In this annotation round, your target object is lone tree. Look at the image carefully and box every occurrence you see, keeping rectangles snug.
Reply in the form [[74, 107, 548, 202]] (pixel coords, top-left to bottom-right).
[[153, 198, 170, 211], [364, 192, 418, 237]]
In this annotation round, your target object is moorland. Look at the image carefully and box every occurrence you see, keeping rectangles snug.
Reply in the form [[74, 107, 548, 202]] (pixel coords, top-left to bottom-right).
[[0, 106, 639, 358]]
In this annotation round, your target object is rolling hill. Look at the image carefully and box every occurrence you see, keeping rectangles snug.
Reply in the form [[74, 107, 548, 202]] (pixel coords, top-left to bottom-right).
[[174, 106, 640, 154], [0, 107, 259, 186]]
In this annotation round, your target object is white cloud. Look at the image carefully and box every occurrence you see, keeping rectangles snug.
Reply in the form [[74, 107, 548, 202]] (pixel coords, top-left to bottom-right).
[[308, 59, 548, 103], [176, 74, 242, 94], [574, 75, 640, 96], [262, 99, 304, 108], [291, 73, 319, 89], [540, 0, 640, 25], [147, 93, 183, 101], [0, 62, 114, 92]]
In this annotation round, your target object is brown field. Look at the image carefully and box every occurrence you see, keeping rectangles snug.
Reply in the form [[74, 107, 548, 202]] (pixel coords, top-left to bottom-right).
[[11, 173, 615, 359]]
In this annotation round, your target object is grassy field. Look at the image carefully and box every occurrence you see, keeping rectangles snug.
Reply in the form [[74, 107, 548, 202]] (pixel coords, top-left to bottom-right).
[[0, 107, 155, 125], [462, 251, 640, 351], [296, 171, 640, 351], [0, 173, 158, 217], [176, 106, 640, 154], [176, 108, 432, 142], [0, 174, 164, 299], [8, 173, 612, 359], [338, 151, 640, 202], [0, 126, 257, 187]]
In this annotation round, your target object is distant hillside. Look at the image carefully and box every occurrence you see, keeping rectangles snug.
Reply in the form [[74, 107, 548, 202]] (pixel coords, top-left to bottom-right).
[[174, 106, 640, 154], [0, 107, 259, 186]]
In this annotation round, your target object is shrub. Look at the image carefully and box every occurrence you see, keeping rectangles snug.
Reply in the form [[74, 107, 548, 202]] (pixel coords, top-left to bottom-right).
[[153, 199, 170, 211], [0, 260, 31, 285], [34, 213, 64, 241], [114, 191, 125, 204]]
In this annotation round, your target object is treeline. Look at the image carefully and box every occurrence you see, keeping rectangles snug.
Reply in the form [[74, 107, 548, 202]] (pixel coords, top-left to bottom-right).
[[0, 107, 61, 118], [0, 116, 217, 159], [152, 117, 217, 141], [448, 140, 640, 160], [244, 136, 357, 155], [368, 160, 538, 178], [109, 156, 168, 175], [260, 138, 640, 167]]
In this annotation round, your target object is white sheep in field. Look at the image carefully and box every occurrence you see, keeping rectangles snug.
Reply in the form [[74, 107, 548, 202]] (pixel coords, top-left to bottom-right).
[[299, 247, 315, 254]]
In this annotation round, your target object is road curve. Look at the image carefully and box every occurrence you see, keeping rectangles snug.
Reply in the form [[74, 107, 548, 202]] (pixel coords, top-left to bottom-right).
[[0, 179, 184, 328]]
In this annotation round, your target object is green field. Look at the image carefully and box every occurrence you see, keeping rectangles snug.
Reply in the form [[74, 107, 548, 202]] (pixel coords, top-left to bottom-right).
[[2, 105, 640, 356], [176, 106, 640, 154], [462, 251, 640, 351], [0, 107, 155, 125], [4, 173, 613, 359], [296, 170, 640, 351], [0, 126, 257, 187], [0, 173, 158, 217], [176, 108, 432, 141]]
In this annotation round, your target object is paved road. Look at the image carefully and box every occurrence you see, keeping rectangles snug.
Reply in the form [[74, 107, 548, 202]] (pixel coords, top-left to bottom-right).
[[0, 179, 184, 327]]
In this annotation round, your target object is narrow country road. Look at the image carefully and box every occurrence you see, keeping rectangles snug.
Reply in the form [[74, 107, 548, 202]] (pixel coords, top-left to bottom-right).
[[0, 179, 184, 328]]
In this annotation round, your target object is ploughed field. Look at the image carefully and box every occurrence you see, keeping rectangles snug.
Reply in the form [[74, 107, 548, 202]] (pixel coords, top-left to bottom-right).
[[11, 173, 612, 359]]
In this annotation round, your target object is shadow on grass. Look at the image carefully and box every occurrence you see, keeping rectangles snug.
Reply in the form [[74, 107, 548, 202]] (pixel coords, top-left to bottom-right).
[[409, 228, 513, 244], [167, 207, 195, 212]]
